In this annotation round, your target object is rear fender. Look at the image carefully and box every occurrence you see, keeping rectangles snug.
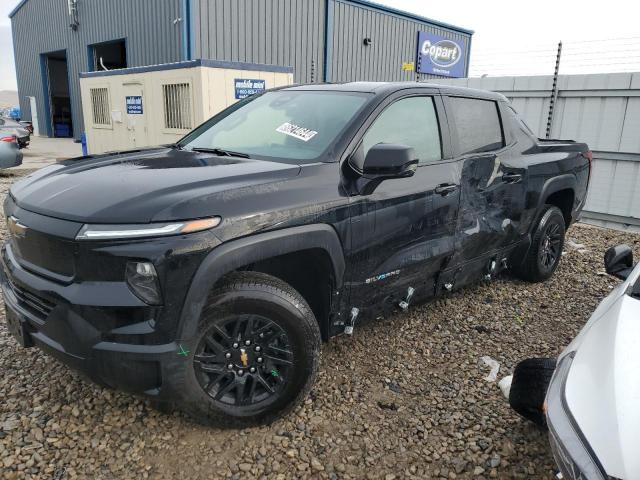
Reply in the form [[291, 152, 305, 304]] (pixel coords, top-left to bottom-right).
[[535, 174, 577, 224]]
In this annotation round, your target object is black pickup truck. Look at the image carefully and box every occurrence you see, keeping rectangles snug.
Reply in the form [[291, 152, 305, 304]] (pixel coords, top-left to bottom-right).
[[1, 82, 590, 425]]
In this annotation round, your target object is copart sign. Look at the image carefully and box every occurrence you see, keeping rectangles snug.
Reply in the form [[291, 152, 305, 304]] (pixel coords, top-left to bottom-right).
[[416, 31, 465, 78]]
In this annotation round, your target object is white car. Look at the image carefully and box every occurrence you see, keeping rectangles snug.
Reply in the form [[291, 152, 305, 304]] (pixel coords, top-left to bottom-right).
[[510, 244, 640, 480], [0, 134, 23, 168]]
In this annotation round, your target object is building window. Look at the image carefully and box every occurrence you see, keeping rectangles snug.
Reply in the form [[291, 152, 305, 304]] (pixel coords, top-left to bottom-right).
[[90, 87, 111, 126], [162, 83, 192, 130], [89, 39, 127, 71]]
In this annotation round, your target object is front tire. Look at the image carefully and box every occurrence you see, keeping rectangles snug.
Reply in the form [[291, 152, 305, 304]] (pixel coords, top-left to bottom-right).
[[509, 357, 556, 427], [175, 272, 321, 427], [513, 205, 566, 282]]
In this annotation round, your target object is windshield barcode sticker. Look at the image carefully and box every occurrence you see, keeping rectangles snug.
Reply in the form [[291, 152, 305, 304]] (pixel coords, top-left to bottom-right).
[[276, 122, 318, 142]]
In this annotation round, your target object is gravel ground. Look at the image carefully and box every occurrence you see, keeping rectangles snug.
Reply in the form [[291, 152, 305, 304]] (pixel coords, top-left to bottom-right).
[[1, 169, 639, 480]]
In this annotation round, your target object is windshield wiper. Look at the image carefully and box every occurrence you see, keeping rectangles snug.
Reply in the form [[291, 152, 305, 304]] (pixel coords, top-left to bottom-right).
[[190, 147, 251, 158]]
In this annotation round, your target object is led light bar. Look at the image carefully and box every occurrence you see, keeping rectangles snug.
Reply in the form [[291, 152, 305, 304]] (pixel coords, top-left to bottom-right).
[[75, 217, 221, 240]]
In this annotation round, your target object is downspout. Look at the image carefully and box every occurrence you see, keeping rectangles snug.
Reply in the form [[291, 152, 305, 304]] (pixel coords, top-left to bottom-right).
[[465, 34, 472, 77], [182, 0, 192, 60], [323, 0, 334, 82], [39, 55, 53, 137]]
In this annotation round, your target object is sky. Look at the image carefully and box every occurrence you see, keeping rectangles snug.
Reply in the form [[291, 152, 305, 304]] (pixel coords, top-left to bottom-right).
[[2, 0, 640, 91]]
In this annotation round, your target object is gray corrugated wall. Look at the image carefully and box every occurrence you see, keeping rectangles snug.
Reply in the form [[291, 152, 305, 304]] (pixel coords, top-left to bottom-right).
[[11, 0, 184, 140], [328, 0, 471, 82], [191, 0, 327, 83], [12, 0, 472, 139], [430, 73, 640, 230]]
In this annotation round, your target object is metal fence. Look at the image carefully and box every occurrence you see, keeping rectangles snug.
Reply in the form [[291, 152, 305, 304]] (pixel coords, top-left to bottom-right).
[[431, 72, 640, 231]]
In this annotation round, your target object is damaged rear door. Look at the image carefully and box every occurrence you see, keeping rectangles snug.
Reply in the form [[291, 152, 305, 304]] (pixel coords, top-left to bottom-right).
[[443, 95, 527, 285]]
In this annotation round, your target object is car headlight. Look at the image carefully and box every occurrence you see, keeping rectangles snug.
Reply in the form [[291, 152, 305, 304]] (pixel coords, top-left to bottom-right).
[[75, 217, 221, 240], [546, 353, 608, 480]]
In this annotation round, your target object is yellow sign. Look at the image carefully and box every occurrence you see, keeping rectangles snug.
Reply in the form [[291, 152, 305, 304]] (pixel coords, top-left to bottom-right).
[[402, 62, 415, 71]]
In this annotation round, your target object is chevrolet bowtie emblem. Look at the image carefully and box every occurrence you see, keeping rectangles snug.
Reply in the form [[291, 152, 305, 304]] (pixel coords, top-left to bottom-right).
[[7, 216, 27, 238], [240, 348, 248, 367]]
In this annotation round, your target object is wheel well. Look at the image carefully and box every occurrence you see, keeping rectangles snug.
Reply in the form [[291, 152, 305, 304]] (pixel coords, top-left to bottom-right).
[[545, 189, 574, 227], [220, 249, 334, 341]]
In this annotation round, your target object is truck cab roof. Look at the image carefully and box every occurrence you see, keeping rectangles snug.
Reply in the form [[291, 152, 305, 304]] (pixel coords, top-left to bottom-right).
[[282, 81, 508, 102]]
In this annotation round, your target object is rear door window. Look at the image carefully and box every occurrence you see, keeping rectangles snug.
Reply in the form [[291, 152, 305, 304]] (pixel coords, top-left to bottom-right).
[[449, 97, 504, 155], [362, 96, 442, 164]]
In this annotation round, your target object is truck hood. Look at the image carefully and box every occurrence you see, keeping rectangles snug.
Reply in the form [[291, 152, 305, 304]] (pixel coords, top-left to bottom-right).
[[9, 147, 301, 223], [562, 268, 640, 479]]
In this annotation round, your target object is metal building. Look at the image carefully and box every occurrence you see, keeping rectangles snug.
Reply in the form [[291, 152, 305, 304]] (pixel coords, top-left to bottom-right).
[[9, 0, 472, 141]]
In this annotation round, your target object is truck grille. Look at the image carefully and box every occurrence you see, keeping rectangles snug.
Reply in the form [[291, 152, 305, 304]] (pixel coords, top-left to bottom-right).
[[5, 274, 56, 321], [8, 222, 76, 281]]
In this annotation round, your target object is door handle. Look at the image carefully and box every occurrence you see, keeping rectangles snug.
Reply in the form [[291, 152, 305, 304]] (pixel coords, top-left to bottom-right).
[[434, 183, 458, 196], [502, 173, 522, 184]]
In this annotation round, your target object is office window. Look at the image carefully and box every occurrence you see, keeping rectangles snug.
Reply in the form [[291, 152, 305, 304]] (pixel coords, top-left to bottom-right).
[[90, 87, 110, 126], [163, 83, 192, 130]]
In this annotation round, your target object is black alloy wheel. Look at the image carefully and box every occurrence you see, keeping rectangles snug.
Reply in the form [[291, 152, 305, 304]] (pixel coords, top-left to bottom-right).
[[173, 271, 321, 426], [539, 222, 562, 270], [512, 204, 566, 282], [193, 314, 294, 407]]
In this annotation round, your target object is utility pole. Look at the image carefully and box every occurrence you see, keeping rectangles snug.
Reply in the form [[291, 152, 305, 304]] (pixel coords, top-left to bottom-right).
[[545, 41, 562, 139]]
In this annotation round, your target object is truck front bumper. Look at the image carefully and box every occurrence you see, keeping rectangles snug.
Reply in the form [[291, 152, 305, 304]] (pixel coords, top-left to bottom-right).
[[0, 244, 185, 399]]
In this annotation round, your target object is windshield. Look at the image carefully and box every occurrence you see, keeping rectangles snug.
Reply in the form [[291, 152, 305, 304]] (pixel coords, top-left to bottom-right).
[[179, 90, 370, 163]]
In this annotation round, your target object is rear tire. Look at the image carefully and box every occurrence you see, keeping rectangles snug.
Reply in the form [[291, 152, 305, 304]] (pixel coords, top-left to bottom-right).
[[509, 357, 556, 427], [174, 272, 321, 427], [513, 205, 566, 282]]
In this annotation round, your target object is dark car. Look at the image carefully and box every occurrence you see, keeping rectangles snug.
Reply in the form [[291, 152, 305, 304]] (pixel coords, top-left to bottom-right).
[[19, 121, 34, 135], [1, 82, 591, 426]]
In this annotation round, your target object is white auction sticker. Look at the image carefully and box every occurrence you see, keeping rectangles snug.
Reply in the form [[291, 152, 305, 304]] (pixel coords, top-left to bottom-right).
[[276, 122, 318, 142]]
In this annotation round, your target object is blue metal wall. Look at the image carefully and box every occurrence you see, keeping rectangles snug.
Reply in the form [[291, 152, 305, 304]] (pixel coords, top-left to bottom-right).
[[191, 0, 328, 83], [11, 0, 184, 140], [327, 0, 472, 82], [187, 0, 472, 83], [11, 0, 472, 139]]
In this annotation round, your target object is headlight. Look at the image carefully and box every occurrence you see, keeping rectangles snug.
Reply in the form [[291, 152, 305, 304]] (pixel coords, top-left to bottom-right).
[[546, 353, 608, 480], [126, 261, 162, 305], [75, 217, 221, 240]]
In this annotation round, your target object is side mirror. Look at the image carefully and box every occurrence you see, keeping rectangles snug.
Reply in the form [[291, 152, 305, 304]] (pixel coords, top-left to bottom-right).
[[354, 143, 418, 179], [604, 244, 634, 280]]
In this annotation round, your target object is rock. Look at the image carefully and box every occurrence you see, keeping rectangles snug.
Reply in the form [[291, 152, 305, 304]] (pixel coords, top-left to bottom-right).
[[32, 427, 44, 442], [451, 458, 467, 474], [0, 176, 626, 480], [311, 458, 324, 471]]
